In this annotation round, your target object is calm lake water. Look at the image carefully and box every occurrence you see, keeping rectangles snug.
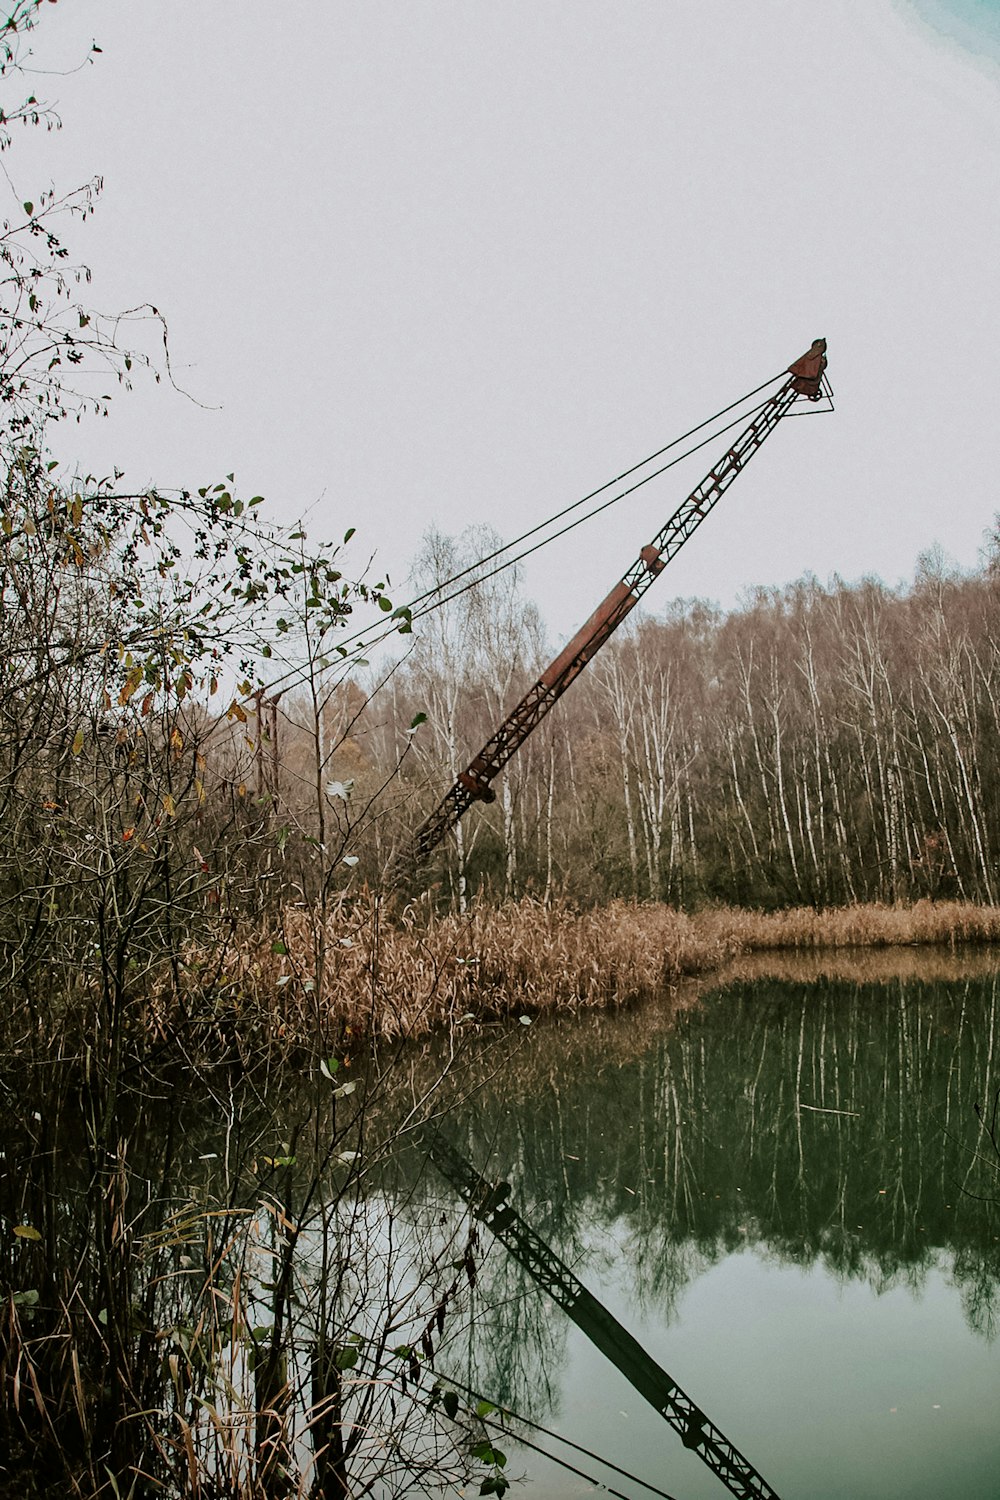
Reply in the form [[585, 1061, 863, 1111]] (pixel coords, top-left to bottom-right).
[[7, 950, 999, 1498], [432, 952, 1000, 1500]]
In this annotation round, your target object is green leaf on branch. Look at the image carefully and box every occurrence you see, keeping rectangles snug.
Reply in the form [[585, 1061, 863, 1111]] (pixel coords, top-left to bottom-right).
[[479, 1479, 509, 1497]]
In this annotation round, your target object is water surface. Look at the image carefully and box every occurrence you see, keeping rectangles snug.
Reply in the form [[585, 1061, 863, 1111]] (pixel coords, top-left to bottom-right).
[[5, 950, 998, 1498], [436, 954, 1000, 1499]]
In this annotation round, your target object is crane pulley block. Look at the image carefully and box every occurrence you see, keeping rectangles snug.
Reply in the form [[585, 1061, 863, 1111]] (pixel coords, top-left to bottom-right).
[[788, 337, 827, 398]]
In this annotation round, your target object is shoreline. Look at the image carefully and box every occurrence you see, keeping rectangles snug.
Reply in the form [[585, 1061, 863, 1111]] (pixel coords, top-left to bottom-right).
[[194, 897, 1000, 1047]]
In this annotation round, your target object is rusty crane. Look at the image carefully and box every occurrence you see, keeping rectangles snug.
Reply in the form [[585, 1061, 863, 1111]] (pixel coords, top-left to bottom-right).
[[411, 339, 829, 864]]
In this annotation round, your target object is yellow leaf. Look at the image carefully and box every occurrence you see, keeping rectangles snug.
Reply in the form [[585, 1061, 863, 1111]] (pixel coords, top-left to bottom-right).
[[71, 727, 85, 756], [119, 666, 143, 706], [13, 1224, 41, 1242], [194, 777, 205, 805], [169, 727, 184, 754], [162, 793, 176, 818], [71, 495, 83, 527]]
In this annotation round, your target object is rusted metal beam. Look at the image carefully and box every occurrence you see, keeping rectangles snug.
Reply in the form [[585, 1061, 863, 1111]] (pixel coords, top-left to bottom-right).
[[411, 342, 827, 865], [424, 1130, 783, 1500]]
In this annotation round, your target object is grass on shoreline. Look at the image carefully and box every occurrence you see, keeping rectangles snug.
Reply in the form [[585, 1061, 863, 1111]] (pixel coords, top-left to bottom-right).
[[192, 898, 1000, 1045]]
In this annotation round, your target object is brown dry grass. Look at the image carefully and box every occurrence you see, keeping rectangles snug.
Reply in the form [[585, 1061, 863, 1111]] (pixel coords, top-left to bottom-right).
[[184, 897, 1000, 1045], [704, 899, 1000, 951]]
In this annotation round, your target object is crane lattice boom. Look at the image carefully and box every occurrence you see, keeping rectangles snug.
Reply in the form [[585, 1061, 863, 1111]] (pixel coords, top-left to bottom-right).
[[412, 339, 828, 863], [424, 1131, 783, 1500]]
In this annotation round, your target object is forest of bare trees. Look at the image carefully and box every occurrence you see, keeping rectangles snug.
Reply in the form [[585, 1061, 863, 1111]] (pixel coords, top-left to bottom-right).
[[283, 537, 1000, 912]]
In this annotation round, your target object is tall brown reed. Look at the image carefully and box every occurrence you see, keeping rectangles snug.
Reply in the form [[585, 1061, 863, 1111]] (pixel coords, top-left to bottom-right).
[[175, 897, 1000, 1049]]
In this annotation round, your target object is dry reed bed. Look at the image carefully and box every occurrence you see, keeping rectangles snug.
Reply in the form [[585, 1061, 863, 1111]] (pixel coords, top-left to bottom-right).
[[199, 898, 1000, 1043], [709, 900, 1000, 950]]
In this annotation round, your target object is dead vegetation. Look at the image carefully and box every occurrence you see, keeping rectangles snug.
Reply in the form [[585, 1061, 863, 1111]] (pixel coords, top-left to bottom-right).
[[186, 897, 1000, 1046]]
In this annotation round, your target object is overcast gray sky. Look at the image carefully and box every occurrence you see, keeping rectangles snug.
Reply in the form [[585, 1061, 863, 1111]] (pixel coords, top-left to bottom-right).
[[10, 1, 1000, 641]]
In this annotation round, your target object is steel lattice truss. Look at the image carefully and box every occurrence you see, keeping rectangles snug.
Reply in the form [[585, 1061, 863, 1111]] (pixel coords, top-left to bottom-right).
[[425, 1131, 783, 1500], [414, 368, 807, 863]]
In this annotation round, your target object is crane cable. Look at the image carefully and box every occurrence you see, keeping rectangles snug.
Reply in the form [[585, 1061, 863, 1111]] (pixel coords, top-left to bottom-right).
[[489, 1419, 666, 1500], [405, 387, 778, 624], [258, 369, 789, 697], [401, 367, 786, 615], [437, 1368, 683, 1500], [303, 389, 775, 662]]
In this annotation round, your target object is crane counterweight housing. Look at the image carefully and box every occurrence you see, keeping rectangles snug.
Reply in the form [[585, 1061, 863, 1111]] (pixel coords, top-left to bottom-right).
[[411, 339, 831, 865]]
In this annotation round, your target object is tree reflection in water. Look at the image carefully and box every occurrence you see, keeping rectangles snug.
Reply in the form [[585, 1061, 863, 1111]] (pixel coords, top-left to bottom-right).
[[429, 958, 1000, 1422], [3, 955, 997, 1495]]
